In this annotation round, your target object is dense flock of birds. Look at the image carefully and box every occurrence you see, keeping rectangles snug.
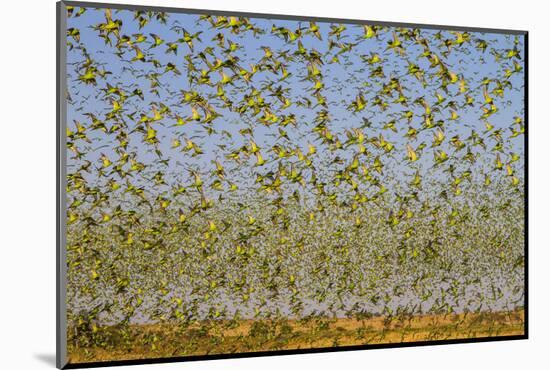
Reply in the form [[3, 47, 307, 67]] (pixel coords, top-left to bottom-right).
[[64, 5, 525, 352]]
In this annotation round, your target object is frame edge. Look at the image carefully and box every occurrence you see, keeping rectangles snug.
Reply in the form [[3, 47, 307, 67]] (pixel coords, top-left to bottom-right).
[[61, 0, 527, 35], [57, 1, 69, 369]]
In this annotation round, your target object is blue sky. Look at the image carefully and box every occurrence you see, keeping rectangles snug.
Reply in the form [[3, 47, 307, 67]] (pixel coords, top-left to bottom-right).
[[65, 6, 525, 201]]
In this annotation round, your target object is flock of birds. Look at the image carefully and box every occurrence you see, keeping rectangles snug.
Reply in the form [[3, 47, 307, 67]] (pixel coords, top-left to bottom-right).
[[64, 5, 525, 354]]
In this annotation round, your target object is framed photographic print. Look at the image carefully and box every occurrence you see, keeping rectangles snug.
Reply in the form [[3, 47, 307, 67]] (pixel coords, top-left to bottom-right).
[[57, 1, 528, 368]]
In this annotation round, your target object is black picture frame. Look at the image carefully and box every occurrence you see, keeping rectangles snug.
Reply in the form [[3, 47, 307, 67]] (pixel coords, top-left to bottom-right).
[[57, 1, 528, 368]]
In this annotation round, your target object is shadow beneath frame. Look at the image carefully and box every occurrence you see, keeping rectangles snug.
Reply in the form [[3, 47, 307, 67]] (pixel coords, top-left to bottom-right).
[[34, 353, 57, 367]]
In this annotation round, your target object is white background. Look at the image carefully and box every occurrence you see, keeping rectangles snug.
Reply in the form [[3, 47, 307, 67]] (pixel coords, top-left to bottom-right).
[[0, 0, 547, 369]]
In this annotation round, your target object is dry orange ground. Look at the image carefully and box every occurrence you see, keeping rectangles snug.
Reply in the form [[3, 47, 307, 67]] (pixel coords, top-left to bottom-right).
[[67, 309, 524, 364]]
